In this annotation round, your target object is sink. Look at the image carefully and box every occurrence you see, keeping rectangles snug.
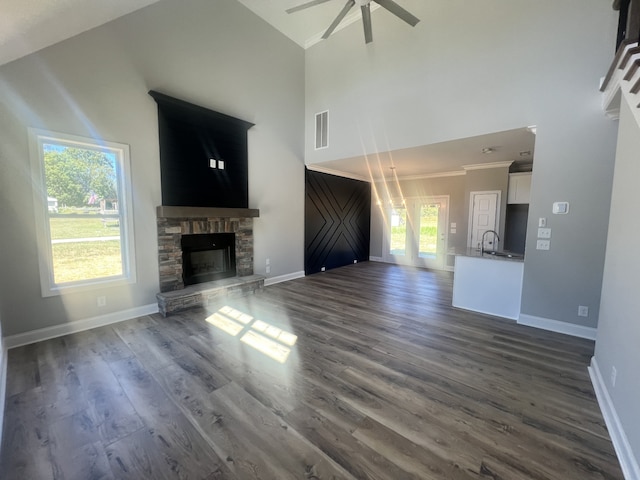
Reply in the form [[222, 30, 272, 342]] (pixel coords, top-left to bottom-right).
[[483, 250, 524, 259]]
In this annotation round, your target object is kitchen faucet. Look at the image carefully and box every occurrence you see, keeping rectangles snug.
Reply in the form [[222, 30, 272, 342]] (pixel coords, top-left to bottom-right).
[[481, 230, 500, 254]]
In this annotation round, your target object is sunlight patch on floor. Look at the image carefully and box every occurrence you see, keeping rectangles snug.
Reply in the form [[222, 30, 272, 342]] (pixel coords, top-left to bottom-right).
[[240, 330, 292, 364], [251, 319, 298, 346], [219, 305, 254, 324], [205, 306, 298, 363], [205, 312, 245, 336]]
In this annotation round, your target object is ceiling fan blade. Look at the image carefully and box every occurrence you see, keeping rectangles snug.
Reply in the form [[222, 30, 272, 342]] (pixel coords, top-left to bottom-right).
[[361, 4, 373, 44], [286, 0, 333, 14], [373, 0, 420, 26], [322, 0, 356, 39]]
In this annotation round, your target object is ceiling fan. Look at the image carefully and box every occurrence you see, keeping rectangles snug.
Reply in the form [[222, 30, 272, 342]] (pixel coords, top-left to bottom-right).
[[286, 0, 420, 44]]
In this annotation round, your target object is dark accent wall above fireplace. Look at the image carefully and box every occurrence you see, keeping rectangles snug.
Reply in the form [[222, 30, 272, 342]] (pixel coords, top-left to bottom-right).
[[149, 90, 254, 208]]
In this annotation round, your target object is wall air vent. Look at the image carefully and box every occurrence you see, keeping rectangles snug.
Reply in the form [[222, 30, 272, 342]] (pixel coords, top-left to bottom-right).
[[315, 110, 329, 150]]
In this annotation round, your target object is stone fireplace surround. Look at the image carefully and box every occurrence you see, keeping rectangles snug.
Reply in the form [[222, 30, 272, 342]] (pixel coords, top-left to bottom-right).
[[156, 205, 264, 315]]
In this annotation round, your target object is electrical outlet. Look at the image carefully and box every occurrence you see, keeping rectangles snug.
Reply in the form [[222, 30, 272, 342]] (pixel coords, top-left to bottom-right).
[[578, 305, 589, 317], [321, 266, 326, 272], [97, 296, 107, 307], [353, 260, 358, 264], [266, 258, 270, 266], [537, 228, 551, 239], [265, 265, 271, 274], [536, 239, 550, 250], [611, 366, 617, 387]]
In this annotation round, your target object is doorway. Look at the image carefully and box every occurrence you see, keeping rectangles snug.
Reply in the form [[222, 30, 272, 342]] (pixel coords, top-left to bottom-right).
[[385, 196, 449, 270], [468, 191, 501, 251]]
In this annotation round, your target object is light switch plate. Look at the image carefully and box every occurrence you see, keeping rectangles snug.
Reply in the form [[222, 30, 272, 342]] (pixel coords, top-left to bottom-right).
[[553, 202, 569, 214], [538, 217, 547, 227]]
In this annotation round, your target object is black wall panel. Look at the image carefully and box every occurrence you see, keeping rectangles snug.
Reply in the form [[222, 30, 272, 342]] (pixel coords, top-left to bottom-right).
[[305, 169, 371, 275], [150, 91, 253, 208]]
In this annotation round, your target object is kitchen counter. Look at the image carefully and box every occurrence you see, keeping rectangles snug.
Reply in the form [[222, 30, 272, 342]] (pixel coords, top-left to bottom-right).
[[452, 251, 524, 320], [457, 248, 524, 262]]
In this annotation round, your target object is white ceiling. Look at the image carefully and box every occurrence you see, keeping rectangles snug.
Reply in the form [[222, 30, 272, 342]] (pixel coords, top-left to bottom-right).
[[0, 0, 163, 66], [0, 0, 372, 66], [310, 127, 536, 181], [0, 0, 536, 179], [236, 0, 384, 48]]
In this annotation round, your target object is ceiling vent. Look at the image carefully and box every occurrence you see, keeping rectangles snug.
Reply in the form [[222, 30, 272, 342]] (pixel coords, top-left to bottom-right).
[[315, 111, 329, 150]]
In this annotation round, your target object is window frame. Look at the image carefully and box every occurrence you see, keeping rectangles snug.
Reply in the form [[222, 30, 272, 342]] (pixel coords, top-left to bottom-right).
[[29, 128, 137, 297]]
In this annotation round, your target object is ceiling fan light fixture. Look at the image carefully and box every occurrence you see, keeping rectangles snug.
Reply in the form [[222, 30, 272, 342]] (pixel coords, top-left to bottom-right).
[[287, 0, 419, 44]]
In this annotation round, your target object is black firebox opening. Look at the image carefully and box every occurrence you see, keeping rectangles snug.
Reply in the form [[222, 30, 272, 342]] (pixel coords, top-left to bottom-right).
[[182, 233, 236, 286]]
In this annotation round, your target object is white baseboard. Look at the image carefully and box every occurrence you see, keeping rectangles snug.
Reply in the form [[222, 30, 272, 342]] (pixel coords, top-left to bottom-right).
[[589, 357, 640, 480], [369, 256, 385, 262], [264, 271, 305, 287], [3, 303, 158, 349], [518, 313, 597, 340]]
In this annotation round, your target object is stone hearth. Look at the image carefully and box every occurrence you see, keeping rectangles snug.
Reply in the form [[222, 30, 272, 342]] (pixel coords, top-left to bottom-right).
[[156, 274, 264, 316], [156, 206, 264, 315]]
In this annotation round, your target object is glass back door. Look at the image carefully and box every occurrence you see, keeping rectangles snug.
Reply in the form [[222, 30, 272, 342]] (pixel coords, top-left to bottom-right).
[[385, 196, 449, 270]]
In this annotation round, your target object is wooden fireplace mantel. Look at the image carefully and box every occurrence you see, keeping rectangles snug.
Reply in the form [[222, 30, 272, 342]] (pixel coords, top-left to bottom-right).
[[156, 206, 260, 219]]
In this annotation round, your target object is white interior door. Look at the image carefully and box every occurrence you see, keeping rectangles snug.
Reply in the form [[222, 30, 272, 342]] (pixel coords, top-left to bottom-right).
[[468, 191, 500, 250], [385, 196, 449, 270]]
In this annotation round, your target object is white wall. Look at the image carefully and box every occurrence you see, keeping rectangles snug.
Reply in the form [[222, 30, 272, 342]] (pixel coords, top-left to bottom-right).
[[305, 0, 618, 327], [594, 98, 640, 473], [0, 0, 305, 337]]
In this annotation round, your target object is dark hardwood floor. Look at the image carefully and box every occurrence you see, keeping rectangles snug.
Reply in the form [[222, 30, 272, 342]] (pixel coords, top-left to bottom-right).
[[0, 262, 623, 479]]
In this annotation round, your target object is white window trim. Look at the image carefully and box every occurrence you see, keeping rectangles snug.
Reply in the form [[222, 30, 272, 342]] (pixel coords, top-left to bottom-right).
[[28, 128, 137, 297]]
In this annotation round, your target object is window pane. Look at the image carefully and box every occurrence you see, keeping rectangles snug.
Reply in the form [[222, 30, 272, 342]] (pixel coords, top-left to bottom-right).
[[389, 206, 407, 256], [43, 143, 124, 284], [419, 203, 439, 258], [49, 218, 122, 284]]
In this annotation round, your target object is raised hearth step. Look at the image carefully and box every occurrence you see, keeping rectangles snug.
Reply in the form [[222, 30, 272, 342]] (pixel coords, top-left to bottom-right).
[[157, 274, 265, 316]]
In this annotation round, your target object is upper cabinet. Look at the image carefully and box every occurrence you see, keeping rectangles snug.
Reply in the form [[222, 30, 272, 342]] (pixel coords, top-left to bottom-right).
[[507, 172, 532, 204]]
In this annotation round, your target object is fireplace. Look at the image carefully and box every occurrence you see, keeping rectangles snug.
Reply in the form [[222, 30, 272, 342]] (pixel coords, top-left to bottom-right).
[[156, 207, 263, 316], [156, 207, 258, 292], [182, 233, 236, 286], [150, 93, 264, 314]]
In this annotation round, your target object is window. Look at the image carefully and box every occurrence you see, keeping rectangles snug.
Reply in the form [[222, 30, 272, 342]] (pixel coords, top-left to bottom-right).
[[29, 129, 136, 296]]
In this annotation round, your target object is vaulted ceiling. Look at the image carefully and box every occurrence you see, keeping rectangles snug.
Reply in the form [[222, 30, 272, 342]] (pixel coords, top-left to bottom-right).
[[0, 0, 417, 65], [0, 0, 536, 179], [0, 0, 165, 66]]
